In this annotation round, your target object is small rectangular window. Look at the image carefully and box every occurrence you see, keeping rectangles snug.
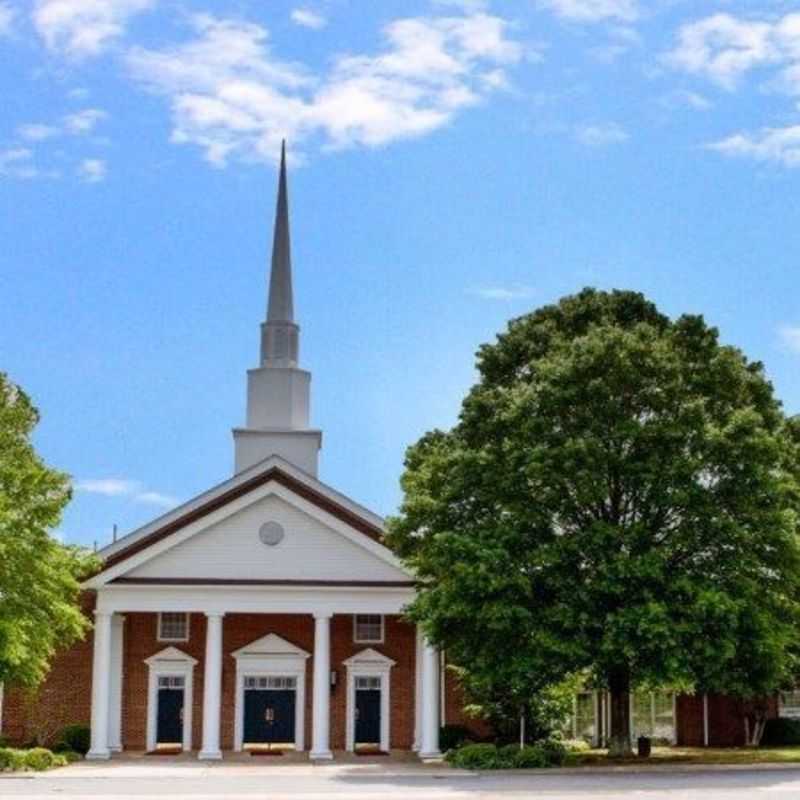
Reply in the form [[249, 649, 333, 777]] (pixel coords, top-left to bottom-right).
[[244, 676, 297, 690], [780, 690, 800, 718], [353, 614, 384, 643], [158, 676, 183, 689], [355, 676, 381, 690], [158, 612, 189, 642]]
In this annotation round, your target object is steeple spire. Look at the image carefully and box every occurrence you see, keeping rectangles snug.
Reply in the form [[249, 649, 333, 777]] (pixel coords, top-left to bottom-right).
[[267, 140, 293, 323], [260, 140, 299, 368]]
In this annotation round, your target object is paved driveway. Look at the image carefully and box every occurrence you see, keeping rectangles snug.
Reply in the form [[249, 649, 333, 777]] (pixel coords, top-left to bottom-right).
[[3, 760, 800, 799]]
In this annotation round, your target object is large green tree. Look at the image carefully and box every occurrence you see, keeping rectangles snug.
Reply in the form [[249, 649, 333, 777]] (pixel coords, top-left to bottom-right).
[[388, 289, 800, 755], [0, 373, 96, 688]]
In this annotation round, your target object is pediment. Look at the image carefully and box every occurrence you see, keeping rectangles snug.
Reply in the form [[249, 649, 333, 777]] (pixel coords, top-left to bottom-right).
[[86, 458, 412, 589], [144, 646, 198, 667], [343, 647, 396, 668], [232, 633, 310, 660], [84, 456, 414, 589], [117, 492, 411, 584]]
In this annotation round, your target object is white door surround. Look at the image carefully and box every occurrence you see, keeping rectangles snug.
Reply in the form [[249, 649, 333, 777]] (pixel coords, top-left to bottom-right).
[[144, 647, 197, 753], [343, 648, 395, 753], [232, 633, 309, 752]]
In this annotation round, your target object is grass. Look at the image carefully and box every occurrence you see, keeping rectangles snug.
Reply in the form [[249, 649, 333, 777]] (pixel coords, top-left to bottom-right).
[[570, 745, 800, 766]]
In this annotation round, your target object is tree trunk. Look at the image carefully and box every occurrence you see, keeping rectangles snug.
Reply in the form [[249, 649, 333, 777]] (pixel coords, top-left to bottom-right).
[[607, 670, 633, 757]]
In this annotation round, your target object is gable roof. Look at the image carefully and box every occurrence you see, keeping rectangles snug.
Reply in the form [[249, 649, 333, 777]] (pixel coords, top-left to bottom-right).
[[86, 455, 409, 588]]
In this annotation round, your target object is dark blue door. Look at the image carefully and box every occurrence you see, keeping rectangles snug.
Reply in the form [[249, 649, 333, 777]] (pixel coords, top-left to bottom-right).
[[156, 689, 183, 744], [355, 689, 381, 745], [244, 690, 295, 744]]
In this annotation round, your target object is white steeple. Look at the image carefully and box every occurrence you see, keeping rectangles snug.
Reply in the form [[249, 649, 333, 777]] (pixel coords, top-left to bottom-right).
[[233, 142, 322, 476]]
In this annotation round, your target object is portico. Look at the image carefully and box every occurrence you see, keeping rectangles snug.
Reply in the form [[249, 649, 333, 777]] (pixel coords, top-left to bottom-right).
[[85, 585, 441, 760]]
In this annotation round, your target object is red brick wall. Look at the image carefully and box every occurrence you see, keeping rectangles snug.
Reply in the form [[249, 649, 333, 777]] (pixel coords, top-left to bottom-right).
[[2, 594, 95, 747], [676, 694, 705, 746], [676, 693, 779, 747], [329, 614, 417, 749], [122, 612, 208, 749], [443, 665, 493, 740]]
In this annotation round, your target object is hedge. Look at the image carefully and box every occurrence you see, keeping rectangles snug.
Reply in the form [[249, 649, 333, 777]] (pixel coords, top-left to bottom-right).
[[761, 718, 800, 746], [0, 747, 69, 772], [445, 740, 569, 770], [58, 724, 91, 756]]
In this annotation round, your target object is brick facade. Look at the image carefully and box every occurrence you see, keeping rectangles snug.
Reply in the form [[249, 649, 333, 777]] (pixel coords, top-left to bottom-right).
[[2, 609, 423, 752]]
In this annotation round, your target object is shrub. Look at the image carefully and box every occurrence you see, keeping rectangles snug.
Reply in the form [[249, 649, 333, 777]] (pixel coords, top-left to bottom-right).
[[0, 748, 26, 771], [24, 748, 58, 771], [761, 718, 800, 746], [446, 743, 502, 770], [512, 745, 549, 769], [440, 724, 472, 753], [59, 724, 91, 756], [495, 745, 521, 768], [61, 750, 82, 764]]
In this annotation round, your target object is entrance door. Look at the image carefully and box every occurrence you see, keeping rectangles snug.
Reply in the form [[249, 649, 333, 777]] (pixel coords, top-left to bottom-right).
[[156, 676, 185, 745], [355, 676, 382, 747], [243, 677, 297, 746]]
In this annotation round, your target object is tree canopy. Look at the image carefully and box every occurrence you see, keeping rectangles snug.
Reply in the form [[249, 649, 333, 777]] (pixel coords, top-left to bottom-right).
[[388, 289, 800, 754], [0, 373, 96, 688]]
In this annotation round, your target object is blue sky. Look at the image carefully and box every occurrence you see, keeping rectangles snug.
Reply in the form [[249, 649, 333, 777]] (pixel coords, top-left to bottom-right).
[[2, 0, 800, 548]]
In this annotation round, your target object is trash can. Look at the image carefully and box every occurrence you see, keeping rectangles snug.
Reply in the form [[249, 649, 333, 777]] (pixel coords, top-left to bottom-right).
[[637, 736, 651, 758]]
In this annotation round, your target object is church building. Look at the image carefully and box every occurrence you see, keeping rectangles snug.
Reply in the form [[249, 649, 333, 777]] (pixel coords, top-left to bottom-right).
[[2, 144, 451, 760]]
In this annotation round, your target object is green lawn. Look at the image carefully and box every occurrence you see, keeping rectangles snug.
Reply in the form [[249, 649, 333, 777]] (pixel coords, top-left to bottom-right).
[[571, 746, 800, 766]]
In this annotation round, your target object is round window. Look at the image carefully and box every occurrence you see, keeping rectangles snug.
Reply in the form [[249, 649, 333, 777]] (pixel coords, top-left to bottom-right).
[[259, 521, 285, 547]]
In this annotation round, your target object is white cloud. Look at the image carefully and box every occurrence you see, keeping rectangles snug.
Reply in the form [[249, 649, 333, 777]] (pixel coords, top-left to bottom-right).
[[0, 2, 15, 36], [77, 157, 107, 182], [18, 123, 60, 141], [708, 126, 800, 168], [574, 121, 629, 147], [74, 478, 136, 496], [64, 107, 108, 134], [291, 9, 326, 30], [126, 10, 522, 165], [666, 13, 800, 168], [666, 13, 778, 90], [779, 325, 800, 353], [33, 0, 156, 58], [537, 0, 638, 24], [75, 477, 177, 507], [467, 285, 535, 300], [0, 148, 40, 180]]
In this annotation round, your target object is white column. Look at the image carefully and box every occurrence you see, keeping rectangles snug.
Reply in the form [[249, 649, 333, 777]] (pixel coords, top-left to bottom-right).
[[108, 614, 125, 752], [419, 638, 442, 760], [413, 627, 423, 751], [87, 610, 112, 760], [199, 612, 224, 760], [310, 613, 333, 759]]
